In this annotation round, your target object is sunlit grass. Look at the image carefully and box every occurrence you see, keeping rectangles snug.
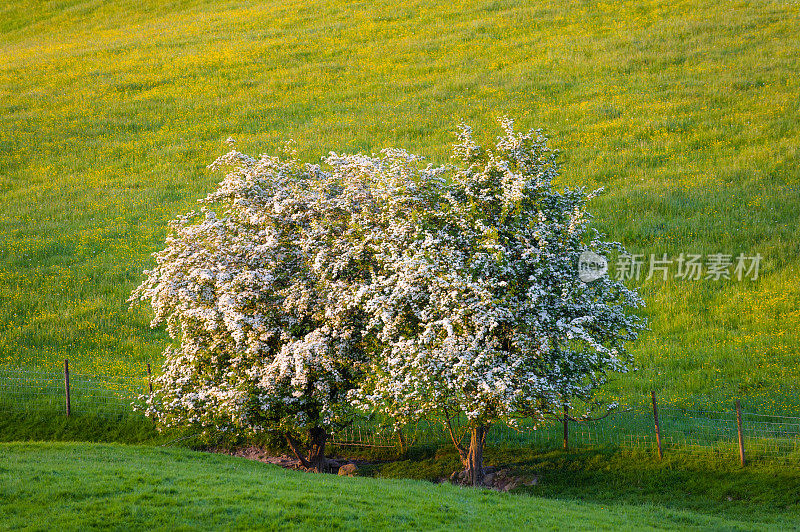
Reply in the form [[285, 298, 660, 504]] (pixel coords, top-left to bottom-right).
[[1, 442, 797, 530], [0, 0, 798, 412]]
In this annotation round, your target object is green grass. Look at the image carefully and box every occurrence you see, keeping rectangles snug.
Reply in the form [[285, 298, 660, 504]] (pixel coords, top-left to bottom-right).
[[0, 0, 799, 413], [0, 411, 160, 444], [1, 442, 797, 530], [362, 445, 800, 526]]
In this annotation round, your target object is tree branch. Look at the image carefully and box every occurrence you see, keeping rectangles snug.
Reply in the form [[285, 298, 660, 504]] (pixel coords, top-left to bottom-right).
[[442, 406, 467, 460], [285, 433, 312, 469]]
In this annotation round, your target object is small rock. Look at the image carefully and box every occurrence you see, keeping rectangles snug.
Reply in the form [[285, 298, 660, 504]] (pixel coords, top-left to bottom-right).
[[502, 480, 518, 492], [483, 473, 495, 486], [338, 463, 359, 476], [524, 477, 538, 487]]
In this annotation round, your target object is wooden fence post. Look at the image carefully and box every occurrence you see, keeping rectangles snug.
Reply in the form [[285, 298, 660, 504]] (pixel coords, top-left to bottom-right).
[[736, 400, 746, 467], [563, 404, 569, 450], [651, 391, 663, 459], [64, 359, 71, 417], [147, 363, 153, 395]]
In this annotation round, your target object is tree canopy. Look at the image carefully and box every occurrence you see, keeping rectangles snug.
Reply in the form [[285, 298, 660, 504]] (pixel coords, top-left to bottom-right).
[[352, 119, 646, 484], [132, 120, 645, 480]]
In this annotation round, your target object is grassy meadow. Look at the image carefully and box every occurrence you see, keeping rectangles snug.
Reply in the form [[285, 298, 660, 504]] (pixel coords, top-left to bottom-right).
[[1, 442, 798, 530], [1, 0, 799, 413]]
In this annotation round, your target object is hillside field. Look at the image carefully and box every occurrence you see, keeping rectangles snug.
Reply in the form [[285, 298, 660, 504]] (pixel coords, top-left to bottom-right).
[[1, 0, 799, 412], [1, 442, 798, 530]]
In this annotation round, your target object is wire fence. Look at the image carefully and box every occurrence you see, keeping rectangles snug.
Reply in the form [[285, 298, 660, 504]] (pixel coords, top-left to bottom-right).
[[0, 365, 149, 419], [330, 407, 800, 464], [1, 362, 799, 464], [331, 408, 800, 465]]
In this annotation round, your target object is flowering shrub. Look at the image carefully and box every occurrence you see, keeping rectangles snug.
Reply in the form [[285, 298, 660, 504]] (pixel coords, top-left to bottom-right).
[[130, 141, 380, 471], [133, 119, 645, 479], [353, 119, 646, 484]]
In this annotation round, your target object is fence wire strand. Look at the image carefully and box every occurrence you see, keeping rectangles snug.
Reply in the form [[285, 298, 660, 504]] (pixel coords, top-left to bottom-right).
[[2, 365, 799, 463]]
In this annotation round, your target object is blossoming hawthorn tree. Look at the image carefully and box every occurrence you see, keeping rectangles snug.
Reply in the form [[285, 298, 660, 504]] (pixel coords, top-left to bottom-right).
[[130, 142, 394, 472], [354, 119, 646, 486], [133, 119, 644, 481]]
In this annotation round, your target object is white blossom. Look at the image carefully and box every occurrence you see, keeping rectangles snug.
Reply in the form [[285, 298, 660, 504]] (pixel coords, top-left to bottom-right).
[[132, 118, 645, 453]]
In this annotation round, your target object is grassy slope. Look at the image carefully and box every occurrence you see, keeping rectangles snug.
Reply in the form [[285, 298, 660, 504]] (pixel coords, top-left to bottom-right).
[[1, 442, 797, 531], [0, 0, 799, 410], [0, 411, 160, 444], [362, 444, 800, 525]]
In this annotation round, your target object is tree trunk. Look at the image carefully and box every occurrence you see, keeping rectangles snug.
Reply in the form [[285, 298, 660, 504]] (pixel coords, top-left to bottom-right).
[[286, 427, 329, 472], [463, 424, 488, 486], [306, 426, 328, 472]]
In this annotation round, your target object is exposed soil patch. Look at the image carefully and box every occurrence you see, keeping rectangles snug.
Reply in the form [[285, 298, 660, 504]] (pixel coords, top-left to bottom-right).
[[210, 446, 536, 490], [445, 466, 538, 491], [209, 446, 374, 475]]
